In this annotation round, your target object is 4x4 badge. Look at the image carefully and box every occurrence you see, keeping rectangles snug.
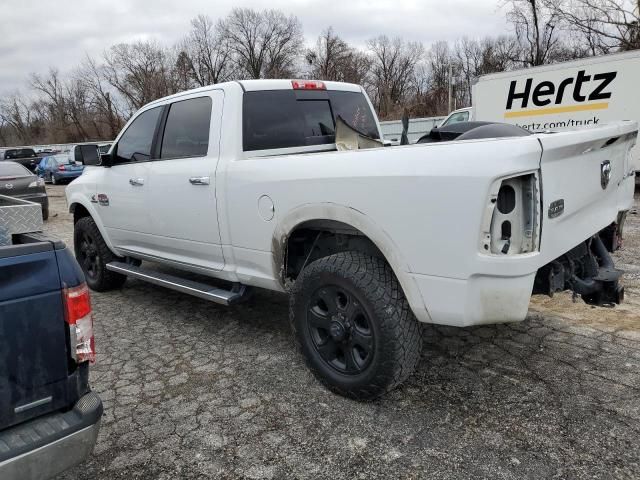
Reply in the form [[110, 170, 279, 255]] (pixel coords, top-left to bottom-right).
[[601, 160, 611, 189]]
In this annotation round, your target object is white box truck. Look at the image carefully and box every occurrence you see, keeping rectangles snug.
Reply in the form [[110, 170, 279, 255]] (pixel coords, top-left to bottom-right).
[[440, 50, 640, 172]]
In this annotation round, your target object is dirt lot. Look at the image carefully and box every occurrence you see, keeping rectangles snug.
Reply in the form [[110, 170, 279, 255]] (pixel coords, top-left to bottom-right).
[[46, 184, 640, 480]]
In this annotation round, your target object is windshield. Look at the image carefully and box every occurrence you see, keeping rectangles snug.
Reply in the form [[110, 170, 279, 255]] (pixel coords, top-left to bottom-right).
[[243, 89, 379, 152], [0, 162, 32, 177], [5, 148, 37, 159]]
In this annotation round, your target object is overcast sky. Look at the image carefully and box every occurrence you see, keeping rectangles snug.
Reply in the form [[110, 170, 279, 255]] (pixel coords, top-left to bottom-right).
[[0, 0, 510, 96]]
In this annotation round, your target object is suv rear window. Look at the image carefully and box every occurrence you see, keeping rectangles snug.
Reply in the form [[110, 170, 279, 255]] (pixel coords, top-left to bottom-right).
[[242, 90, 379, 152]]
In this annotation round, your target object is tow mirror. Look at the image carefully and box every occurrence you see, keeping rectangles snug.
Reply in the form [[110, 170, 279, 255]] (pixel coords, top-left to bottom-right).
[[80, 145, 101, 166], [98, 153, 112, 167]]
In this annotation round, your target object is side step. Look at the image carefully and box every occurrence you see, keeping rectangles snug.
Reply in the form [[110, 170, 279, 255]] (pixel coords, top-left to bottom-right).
[[106, 261, 247, 306]]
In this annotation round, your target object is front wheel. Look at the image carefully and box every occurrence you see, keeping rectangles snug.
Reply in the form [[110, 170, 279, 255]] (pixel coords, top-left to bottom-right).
[[74, 216, 127, 291], [290, 252, 422, 400]]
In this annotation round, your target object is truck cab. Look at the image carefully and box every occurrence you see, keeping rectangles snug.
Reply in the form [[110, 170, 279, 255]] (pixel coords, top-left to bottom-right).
[[439, 106, 474, 127]]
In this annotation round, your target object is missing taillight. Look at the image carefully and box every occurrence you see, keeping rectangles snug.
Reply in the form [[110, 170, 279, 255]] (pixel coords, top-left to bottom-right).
[[63, 283, 96, 363], [481, 172, 540, 255]]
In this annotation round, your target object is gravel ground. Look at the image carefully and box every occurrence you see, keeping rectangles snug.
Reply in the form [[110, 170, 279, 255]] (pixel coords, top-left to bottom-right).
[[45, 184, 640, 480]]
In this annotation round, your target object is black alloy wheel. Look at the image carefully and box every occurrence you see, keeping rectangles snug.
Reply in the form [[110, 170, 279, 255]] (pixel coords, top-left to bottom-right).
[[307, 285, 374, 375]]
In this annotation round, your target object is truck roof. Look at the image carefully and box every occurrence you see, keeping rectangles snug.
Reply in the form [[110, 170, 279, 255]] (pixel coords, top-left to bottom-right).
[[478, 49, 640, 82], [145, 79, 364, 108]]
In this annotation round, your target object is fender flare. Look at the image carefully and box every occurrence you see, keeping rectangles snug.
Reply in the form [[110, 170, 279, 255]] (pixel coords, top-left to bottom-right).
[[272, 202, 432, 323], [67, 196, 119, 254]]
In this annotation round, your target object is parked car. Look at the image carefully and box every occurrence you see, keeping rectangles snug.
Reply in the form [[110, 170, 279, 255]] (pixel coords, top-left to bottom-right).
[[37, 154, 85, 185], [67, 79, 637, 399], [0, 161, 48, 220], [0, 147, 42, 172], [0, 195, 102, 480]]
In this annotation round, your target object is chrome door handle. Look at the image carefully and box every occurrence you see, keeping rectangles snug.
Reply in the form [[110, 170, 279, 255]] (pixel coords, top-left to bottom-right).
[[189, 176, 210, 185], [129, 178, 144, 186]]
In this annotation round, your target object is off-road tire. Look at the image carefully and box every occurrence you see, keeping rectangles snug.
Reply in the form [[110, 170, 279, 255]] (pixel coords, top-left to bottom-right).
[[290, 251, 422, 400], [74, 216, 127, 291]]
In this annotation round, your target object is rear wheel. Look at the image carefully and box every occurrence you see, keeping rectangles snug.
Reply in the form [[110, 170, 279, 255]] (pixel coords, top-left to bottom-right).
[[74, 216, 126, 291], [51, 174, 57, 185], [290, 251, 422, 400]]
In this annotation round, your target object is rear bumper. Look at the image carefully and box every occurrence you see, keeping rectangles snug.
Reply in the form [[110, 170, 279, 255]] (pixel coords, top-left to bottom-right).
[[54, 171, 83, 181], [0, 392, 102, 480]]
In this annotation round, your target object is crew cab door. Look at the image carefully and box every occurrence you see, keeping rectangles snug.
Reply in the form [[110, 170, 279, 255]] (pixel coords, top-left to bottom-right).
[[97, 106, 162, 254], [144, 91, 225, 270]]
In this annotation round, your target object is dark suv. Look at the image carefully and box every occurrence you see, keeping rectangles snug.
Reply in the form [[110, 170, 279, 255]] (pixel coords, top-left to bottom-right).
[[0, 217, 102, 479], [0, 148, 42, 172]]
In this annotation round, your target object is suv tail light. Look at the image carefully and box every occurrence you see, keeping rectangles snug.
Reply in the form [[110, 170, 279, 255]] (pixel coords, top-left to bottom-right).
[[291, 80, 326, 90], [63, 283, 96, 363]]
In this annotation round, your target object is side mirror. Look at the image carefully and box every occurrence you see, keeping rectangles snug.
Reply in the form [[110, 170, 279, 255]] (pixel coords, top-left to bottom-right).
[[80, 145, 101, 166], [98, 152, 112, 167]]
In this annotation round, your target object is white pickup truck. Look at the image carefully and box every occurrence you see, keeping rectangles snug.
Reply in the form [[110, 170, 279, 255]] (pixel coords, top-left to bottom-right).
[[66, 79, 637, 399]]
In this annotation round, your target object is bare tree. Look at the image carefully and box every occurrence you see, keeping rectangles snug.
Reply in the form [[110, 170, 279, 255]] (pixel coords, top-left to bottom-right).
[[506, 0, 565, 66], [218, 8, 303, 79], [183, 14, 234, 86], [103, 41, 179, 113], [78, 55, 124, 139], [367, 36, 424, 118], [545, 0, 640, 53]]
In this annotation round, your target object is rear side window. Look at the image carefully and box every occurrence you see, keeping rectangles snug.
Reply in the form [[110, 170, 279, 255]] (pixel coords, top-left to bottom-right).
[[115, 106, 162, 163], [242, 90, 379, 152], [161, 97, 212, 159]]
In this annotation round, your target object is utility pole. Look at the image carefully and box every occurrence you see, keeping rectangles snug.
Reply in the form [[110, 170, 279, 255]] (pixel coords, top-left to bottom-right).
[[448, 63, 453, 113]]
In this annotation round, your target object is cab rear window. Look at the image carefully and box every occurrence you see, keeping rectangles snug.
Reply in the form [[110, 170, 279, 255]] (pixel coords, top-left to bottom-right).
[[242, 90, 379, 152]]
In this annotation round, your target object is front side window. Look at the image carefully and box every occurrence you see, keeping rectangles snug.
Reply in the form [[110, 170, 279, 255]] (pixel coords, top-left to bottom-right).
[[160, 97, 212, 159], [115, 106, 162, 163]]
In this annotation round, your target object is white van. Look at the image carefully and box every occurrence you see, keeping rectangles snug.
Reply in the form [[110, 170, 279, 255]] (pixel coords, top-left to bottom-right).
[[449, 50, 640, 172]]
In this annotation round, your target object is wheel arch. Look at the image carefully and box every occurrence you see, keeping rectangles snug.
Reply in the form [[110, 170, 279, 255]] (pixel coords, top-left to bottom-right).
[[68, 198, 118, 254], [273, 203, 431, 323]]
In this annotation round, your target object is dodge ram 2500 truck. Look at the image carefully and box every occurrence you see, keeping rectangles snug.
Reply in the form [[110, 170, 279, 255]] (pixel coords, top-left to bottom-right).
[[0, 195, 101, 479], [66, 79, 638, 399]]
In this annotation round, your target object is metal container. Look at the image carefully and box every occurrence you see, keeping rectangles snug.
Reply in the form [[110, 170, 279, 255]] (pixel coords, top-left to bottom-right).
[[0, 194, 43, 246]]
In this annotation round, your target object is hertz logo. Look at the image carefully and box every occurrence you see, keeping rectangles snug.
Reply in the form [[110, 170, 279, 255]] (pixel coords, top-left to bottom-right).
[[504, 70, 617, 118]]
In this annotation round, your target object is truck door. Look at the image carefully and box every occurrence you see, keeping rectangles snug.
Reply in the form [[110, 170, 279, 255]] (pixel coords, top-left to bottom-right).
[[144, 91, 225, 271], [97, 106, 162, 254]]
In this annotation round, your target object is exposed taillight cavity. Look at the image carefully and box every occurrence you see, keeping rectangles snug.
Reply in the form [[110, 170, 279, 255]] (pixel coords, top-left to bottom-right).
[[480, 172, 540, 255], [63, 283, 96, 363], [291, 80, 326, 90]]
